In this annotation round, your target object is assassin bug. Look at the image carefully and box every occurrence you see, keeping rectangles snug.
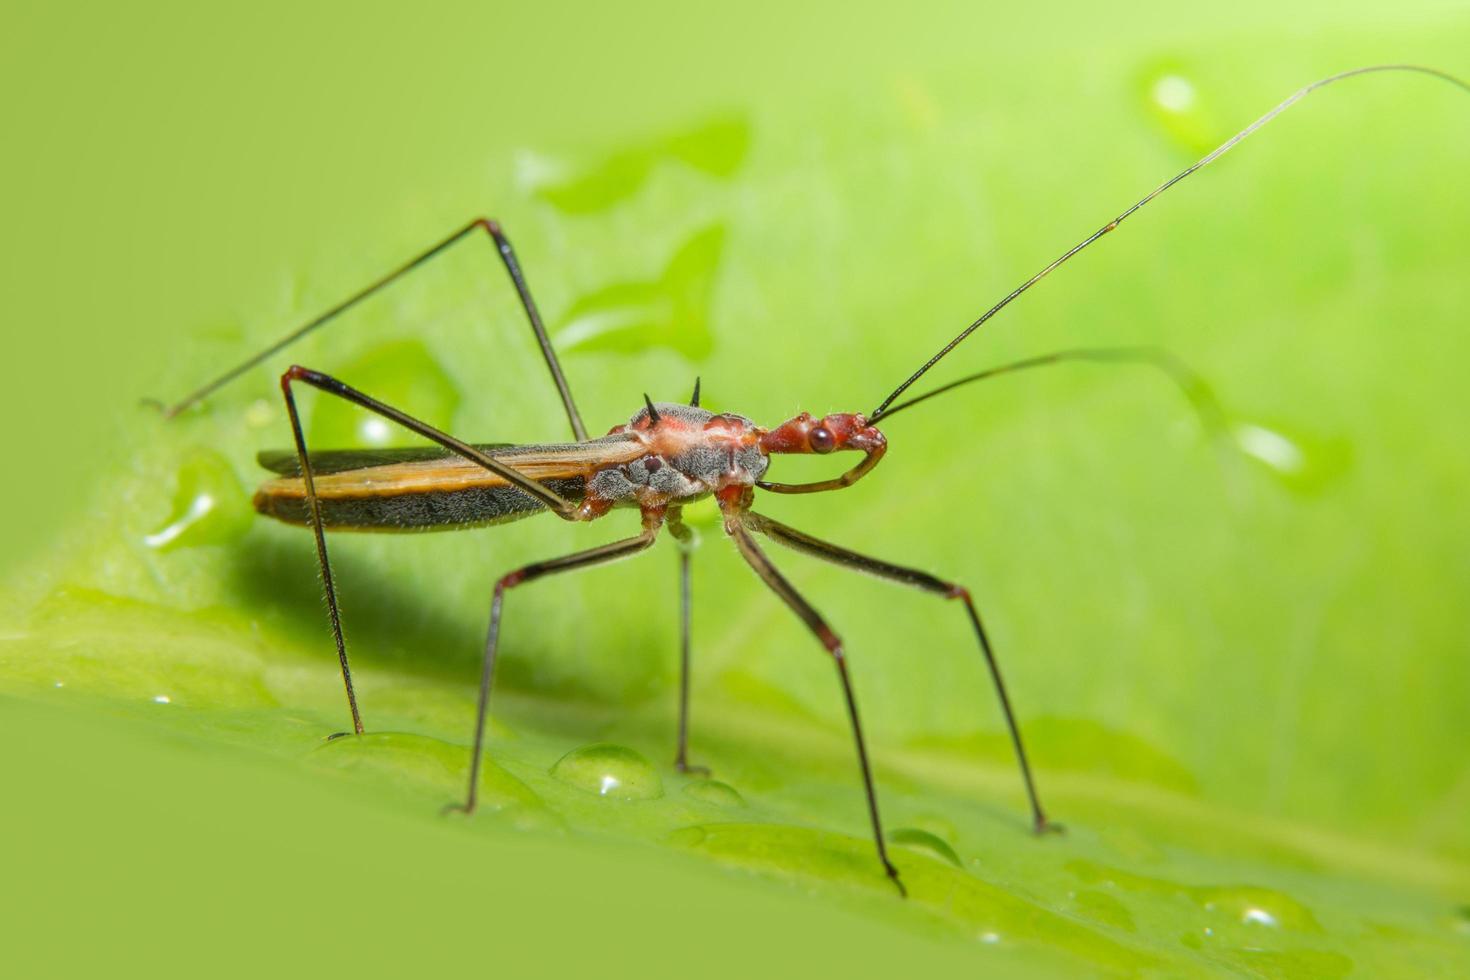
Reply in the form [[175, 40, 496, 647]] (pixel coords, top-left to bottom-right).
[[164, 65, 1467, 896]]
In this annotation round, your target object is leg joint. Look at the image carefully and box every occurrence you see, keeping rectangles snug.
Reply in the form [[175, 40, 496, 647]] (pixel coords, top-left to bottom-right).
[[281, 364, 330, 390]]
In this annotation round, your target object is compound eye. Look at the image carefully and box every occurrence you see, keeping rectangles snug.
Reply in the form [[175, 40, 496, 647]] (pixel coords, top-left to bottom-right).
[[809, 426, 836, 454]]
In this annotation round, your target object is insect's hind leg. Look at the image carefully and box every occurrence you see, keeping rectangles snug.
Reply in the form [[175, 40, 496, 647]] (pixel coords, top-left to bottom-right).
[[742, 511, 1059, 836], [724, 515, 906, 898], [166, 219, 588, 440], [666, 507, 707, 775], [277, 365, 582, 737], [449, 509, 666, 814]]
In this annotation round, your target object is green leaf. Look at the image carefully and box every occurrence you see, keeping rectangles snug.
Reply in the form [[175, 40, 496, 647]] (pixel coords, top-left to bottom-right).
[[5, 6, 1470, 976]]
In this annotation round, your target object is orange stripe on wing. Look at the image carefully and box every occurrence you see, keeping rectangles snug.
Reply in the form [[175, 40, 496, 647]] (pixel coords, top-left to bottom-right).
[[257, 439, 647, 501]]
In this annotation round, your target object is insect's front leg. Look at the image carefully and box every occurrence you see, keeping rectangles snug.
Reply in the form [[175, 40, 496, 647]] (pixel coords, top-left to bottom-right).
[[449, 507, 666, 814], [742, 510, 1060, 835], [277, 365, 582, 737], [721, 499, 906, 897]]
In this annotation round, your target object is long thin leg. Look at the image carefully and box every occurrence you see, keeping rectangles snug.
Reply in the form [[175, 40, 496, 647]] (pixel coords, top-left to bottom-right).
[[743, 511, 1056, 834], [452, 510, 665, 813], [283, 366, 579, 516], [278, 366, 584, 734], [666, 508, 705, 774], [279, 370, 362, 734], [725, 519, 906, 897], [167, 218, 588, 440]]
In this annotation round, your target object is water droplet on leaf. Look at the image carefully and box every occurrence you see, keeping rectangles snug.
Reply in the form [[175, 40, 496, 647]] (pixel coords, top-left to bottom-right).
[[144, 449, 250, 551], [550, 743, 663, 801], [1193, 884, 1320, 934], [1232, 420, 1350, 494], [1138, 61, 1220, 156], [683, 778, 744, 807]]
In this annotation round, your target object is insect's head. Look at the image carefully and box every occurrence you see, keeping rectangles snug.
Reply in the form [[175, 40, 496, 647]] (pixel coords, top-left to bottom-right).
[[755, 412, 887, 495], [759, 412, 885, 457]]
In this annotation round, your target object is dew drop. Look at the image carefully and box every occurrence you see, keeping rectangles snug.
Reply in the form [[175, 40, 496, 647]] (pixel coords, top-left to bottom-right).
[[359, 417, 392, 445], [1232, 421, 1350, 495], [153, 694, 171, 704], [889, 827, 962, 867], [1137, 61, 1220, 156], [1242, 907, 1277, 927], [144, 449, 251, 551], [1151, 74, 1197, 113], [1234, 423, 1306, 474], [1067, 861, 1321, 940], [550, 743, 663, 801], [1193, 884, 1320, 934], [683, 778, 744, 808], [315, 731, 463, 789]]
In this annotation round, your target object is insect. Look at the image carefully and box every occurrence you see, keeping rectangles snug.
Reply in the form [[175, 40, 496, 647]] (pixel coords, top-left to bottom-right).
[[164, 65, 1465, 896]]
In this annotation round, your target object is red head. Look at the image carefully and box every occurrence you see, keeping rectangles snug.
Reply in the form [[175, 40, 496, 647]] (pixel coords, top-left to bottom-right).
[[757, 412, 887, 494], [759, 412, 885, 456]]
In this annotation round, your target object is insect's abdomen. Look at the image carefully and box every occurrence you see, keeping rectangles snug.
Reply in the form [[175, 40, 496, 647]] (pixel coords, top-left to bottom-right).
[[253, 478, 586, 532]]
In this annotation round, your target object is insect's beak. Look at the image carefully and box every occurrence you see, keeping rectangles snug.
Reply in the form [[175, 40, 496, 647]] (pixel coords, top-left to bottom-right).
[[844, 419, 885, 453], [823, 413, 885, 454]]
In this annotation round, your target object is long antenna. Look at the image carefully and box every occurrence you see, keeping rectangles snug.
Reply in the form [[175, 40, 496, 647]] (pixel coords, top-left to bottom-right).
[[876, 345, 1225, 435], [868, 64, 1470, 422]]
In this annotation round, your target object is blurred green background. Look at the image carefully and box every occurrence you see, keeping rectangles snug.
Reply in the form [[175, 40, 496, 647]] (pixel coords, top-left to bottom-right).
[[3, 1, 1468, 975]]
